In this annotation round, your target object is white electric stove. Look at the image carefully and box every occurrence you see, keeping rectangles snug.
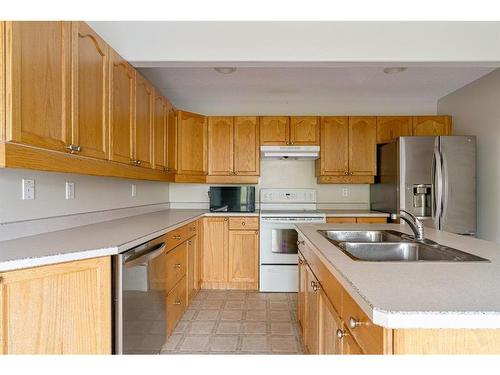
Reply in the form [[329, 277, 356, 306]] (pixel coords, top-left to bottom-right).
[[259, 189, 326, 292]]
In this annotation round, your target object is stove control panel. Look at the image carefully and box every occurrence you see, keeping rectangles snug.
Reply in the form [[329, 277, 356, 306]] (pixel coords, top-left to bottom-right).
[[260, 189, 317, 203]]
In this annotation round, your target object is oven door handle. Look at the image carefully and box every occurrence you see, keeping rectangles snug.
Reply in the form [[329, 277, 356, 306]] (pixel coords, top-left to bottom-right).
[[124, 242, 166, 268]]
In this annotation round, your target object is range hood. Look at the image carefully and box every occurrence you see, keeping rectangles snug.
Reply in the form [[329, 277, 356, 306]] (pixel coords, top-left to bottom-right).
[[260, 146, 320, 160]]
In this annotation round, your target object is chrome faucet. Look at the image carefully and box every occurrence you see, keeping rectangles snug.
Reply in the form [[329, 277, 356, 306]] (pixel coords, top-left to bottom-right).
[[399, 209, 425, 241]]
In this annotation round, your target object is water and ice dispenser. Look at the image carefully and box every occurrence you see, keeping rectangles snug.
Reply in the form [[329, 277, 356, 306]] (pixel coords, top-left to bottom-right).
[[412, 184, 432, 218]]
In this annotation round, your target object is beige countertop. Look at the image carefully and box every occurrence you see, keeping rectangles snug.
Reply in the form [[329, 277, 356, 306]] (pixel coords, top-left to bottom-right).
[[295, 223, 500, 329]]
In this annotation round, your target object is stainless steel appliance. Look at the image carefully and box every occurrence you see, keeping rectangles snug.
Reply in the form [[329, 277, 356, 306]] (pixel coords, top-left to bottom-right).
[[259, 189, 326, 292], [208, 186, 255, 212], [114, 235, 168, 354], [370, 136, 476, 236]]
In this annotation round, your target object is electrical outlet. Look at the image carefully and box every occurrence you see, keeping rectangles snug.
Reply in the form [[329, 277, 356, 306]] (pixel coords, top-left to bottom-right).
[[131, 184, 137, 197], [342, 187, 349, 198], [65, 182, 75, 200], [22, 179, 35, 200]]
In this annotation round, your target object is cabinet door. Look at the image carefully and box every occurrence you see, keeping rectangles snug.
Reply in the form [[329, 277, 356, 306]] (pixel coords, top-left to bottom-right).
[[318, 290, 343, 354], [234, 116, 260, 176], [297, 253, 307, 335], [109, 49, 135, 164], [412, 116, 452, 136], [342, 330, 364, 355], [153, 93, 167, 169], [260, 116, 289, 145], [376, 116, 412, 144], [317, 117, 349, 176], [208, 116, 234, 175], [0, 257, 111, 354], [304, 266, 319, 354], [134, 73, 153, 168], [187, 236, 198, 303], [166, 105, 177, 173], [71, 22, 108, 160], [178, 111, 207, 175], [5, 21, 72, 152], [228, 230, 259, 290], [348, 116, 376, 176], [290, 116, 319, 145], [202, 217, 228, 287]]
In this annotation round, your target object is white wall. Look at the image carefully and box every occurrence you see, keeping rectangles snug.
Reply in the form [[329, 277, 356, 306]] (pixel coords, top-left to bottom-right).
[[437, 68, 500, 242], [0, 169, 169, 224], [169, 160, 370, 209]]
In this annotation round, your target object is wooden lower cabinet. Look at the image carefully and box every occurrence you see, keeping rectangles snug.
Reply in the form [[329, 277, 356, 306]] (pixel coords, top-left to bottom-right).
[[201, 216, 259, 290], [166, 275, 187, 337], [318, 290, 343, 354], [0, 257, 111, 354], [187, 235, 199, 303], [304, 265, 320, 354]]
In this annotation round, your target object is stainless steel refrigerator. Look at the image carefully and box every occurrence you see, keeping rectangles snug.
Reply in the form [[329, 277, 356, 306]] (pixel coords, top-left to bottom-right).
[[370, 136, 476, 236]]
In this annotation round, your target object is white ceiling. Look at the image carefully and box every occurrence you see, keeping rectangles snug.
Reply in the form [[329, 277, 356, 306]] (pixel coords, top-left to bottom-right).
[[139, 66, 496, 115], [86, 21, 500, 114]]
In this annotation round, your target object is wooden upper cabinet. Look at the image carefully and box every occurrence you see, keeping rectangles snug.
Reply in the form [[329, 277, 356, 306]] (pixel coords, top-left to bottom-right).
[[208, 116, 234, 175], [412, 115, 452, 136], [134, 73, 154, 168], [166, 105, 177, 173], [153, 93, 167, 170], [178, 111, 207, 175], [317, 117, 349, 176], [290, 116, 319, 145], [260, 116, 289, 145], [71, 22, 109, 160], [5, 21, 72, 152], [376, 116, 412, 144], [348, 116, 376, 175], [234, 116, 259, 175], [109, 49, 135, 165]]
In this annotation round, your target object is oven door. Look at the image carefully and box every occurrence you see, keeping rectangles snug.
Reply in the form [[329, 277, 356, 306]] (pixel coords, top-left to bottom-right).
[[260, 219, 299, 265]]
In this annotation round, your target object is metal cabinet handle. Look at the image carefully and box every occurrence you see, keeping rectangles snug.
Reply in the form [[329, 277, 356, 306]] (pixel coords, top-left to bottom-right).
[[310, 280, 321, 292], [187, 240, 192, 245], [224, 218, 228, 221], [297, 240, 305, 246], [174, 263, 181, 269], [349, 317, 367, 329], [173, 235, 182, 240], [336, 329, 346, 339], [173, 300, 181, 305], [242, 222, 246, 226], [299, 259, 303, 265], [66, 144, 81, 153], [131, 159, 141, 166], [254, 231, 259, 235]]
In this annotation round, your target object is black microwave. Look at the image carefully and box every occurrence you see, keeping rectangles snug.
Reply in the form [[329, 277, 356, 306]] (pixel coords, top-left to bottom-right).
[[208, 186, 255, 213]]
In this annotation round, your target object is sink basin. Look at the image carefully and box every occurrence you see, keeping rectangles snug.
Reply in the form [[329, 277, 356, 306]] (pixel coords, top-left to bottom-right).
[[337, 242, 489, 262], [318, 230, 407, 243], [317, 230, 489, 262]]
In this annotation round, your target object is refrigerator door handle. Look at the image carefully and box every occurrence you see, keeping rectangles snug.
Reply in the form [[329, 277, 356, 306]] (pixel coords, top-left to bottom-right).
[[433, 147, 443, 227]]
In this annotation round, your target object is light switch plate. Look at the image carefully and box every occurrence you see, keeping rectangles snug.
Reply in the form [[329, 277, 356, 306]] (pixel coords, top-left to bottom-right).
[[342, 188, 349, 197], [22, 179, 35, 200], [131, 184, 137, 197], [65, 182, 75, 200]]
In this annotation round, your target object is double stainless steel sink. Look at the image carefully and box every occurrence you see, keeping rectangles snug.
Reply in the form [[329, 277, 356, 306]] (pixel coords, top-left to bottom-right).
[[317, 230, 489, 262]]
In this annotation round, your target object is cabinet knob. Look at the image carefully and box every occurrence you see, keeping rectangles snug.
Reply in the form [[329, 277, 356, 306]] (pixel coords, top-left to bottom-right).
[[336, 329, 346, 340], [131, 159, 141, 166], [344, 171, 349, 176], [349, 317, 367, 329], [224, 218, 228, 221], [173, 300, 181, 305], [254, 231, 259, 235], [65, 144, 81, 154], [310, 280, 321, 292], [173, 235, 182, 240], [297, 240, 305, 246], [298, 259, 303, 265], [242, 221, 246, 226], [174, 263, 181, 269]]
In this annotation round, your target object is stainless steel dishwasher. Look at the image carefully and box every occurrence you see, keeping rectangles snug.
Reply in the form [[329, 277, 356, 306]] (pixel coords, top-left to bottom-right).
[[114, 235, 167, 354]]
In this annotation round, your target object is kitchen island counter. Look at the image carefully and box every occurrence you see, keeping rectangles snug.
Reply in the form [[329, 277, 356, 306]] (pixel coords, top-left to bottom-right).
[[295, 223, 500, 329]]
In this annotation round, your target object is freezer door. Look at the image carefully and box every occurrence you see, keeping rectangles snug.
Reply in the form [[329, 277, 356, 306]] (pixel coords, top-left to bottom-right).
[[439, 136, 476, 235]]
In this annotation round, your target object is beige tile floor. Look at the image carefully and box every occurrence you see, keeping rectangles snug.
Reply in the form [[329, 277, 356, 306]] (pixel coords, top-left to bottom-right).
[[161, 290, 304, 354]]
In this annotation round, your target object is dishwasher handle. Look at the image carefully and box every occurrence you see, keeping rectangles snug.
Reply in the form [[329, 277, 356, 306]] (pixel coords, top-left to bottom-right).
[[124, 242, 166, 268]]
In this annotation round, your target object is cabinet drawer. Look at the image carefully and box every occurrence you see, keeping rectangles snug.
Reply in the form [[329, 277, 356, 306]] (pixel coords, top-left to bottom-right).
[[341, 291, 385, 354], [326, 217, 356, 224], [166, 276, 187, 336], [229, 217, 259, 230], [356, 217, 387, 224], [166, 223, 196, 252], [165, 242, 187, 292]]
